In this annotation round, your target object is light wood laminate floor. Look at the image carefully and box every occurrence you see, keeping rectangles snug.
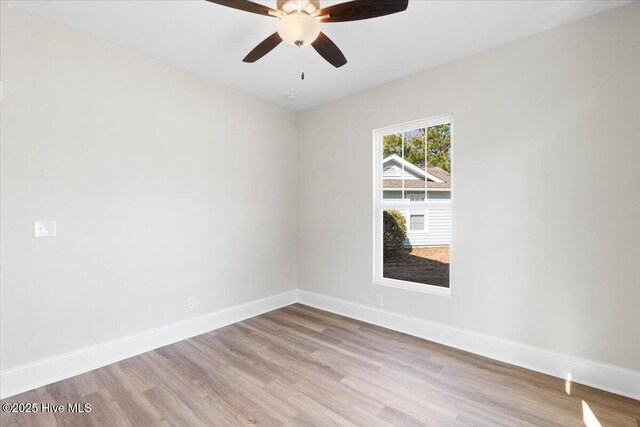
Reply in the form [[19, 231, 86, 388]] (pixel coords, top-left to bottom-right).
[[2, 304, 639, 426]]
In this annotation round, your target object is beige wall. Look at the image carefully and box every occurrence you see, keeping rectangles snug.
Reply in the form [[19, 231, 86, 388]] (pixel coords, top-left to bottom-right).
[[0, 3, 298, 370], [297, 3, 640, 370]]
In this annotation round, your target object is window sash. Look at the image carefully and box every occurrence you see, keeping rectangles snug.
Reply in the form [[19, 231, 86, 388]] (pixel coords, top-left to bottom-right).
[[375, 115, 454, 208]]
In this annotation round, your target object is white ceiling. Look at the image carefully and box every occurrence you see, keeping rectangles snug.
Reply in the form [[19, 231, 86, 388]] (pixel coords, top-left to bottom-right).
[[9, 0, 630, 111]]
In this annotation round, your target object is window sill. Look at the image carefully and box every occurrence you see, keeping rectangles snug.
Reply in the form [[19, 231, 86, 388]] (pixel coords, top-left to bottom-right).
[[374, 277, 452, 296]]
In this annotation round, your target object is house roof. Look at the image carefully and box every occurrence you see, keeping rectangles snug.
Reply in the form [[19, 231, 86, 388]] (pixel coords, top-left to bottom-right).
[[382, 154, 451, 190]]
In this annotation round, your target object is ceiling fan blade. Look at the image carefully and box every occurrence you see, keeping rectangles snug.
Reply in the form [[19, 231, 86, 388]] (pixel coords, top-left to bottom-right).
[[243, 33, 283, 63], [205, 0, 278, 18], [317, 0, 408, 23], [311, 32, 347, 68]]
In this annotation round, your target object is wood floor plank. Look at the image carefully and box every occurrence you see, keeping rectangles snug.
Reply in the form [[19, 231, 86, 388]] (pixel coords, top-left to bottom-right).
[[2, 303, 638, 426], [83, 388, 135, 427], [378, 406, 428, 427]]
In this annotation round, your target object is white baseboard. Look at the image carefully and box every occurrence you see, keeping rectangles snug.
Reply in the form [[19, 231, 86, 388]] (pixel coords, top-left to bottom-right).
[[297, 290, 640, 401], [3, 288, 638, 401], [0, 289, 298, 399]]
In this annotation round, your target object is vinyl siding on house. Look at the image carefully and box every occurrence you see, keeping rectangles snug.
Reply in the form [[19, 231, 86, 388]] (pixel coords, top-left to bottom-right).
[[404, 207, 451, 247], [383, 162, 421, 179]]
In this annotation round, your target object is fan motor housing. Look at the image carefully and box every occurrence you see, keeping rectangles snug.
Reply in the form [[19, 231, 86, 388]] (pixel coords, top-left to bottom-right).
[[277, 0, 321, 15]]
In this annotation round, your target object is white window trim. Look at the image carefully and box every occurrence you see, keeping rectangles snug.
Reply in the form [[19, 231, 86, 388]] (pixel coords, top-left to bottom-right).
[[373, 115, 454, 296]]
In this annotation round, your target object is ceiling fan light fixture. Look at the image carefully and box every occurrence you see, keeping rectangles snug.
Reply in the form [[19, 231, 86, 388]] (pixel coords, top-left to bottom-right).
[[207, 0, 409, 68], [277, 12, 321, 47]]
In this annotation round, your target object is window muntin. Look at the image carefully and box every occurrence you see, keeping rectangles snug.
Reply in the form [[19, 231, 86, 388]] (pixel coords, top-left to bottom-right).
[[374, 116, 453, 295]]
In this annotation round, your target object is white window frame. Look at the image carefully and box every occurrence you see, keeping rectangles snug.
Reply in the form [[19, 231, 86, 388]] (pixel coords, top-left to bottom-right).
[[373, 115, 453, 296]]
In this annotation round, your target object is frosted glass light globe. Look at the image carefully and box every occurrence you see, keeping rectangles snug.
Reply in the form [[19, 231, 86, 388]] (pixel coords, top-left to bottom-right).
[[277, 13, 321, 47]]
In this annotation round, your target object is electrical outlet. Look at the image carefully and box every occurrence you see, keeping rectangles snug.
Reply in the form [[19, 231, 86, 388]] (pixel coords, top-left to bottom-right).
[[187, 296, 196, 309], [376, 294, 384, 307]]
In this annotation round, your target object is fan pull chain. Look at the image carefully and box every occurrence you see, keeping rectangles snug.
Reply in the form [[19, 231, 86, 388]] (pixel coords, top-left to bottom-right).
[[298, 46, 305, 80]]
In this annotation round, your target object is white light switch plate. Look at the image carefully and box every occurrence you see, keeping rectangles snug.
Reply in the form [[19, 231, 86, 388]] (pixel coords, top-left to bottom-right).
[[34, 220, 56, 237]]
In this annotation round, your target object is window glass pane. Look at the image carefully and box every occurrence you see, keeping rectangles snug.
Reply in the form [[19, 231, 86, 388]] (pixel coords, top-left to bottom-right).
[[383, 208, 450, 288], [402, 128, 426, 204], [382, 133, 403, 201], [426, 123, 451, 200]]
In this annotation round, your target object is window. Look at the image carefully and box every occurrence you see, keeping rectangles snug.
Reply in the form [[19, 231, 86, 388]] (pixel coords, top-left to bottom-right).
[[410, 214, 425, 231], [374, 116, 452, 295]]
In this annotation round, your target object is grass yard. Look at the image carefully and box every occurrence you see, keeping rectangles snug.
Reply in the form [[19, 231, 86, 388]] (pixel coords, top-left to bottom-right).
[[383, 246, 450, 287]]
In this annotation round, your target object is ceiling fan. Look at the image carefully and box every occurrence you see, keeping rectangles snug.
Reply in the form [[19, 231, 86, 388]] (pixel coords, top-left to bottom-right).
[[206, 0, 409, 74]]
